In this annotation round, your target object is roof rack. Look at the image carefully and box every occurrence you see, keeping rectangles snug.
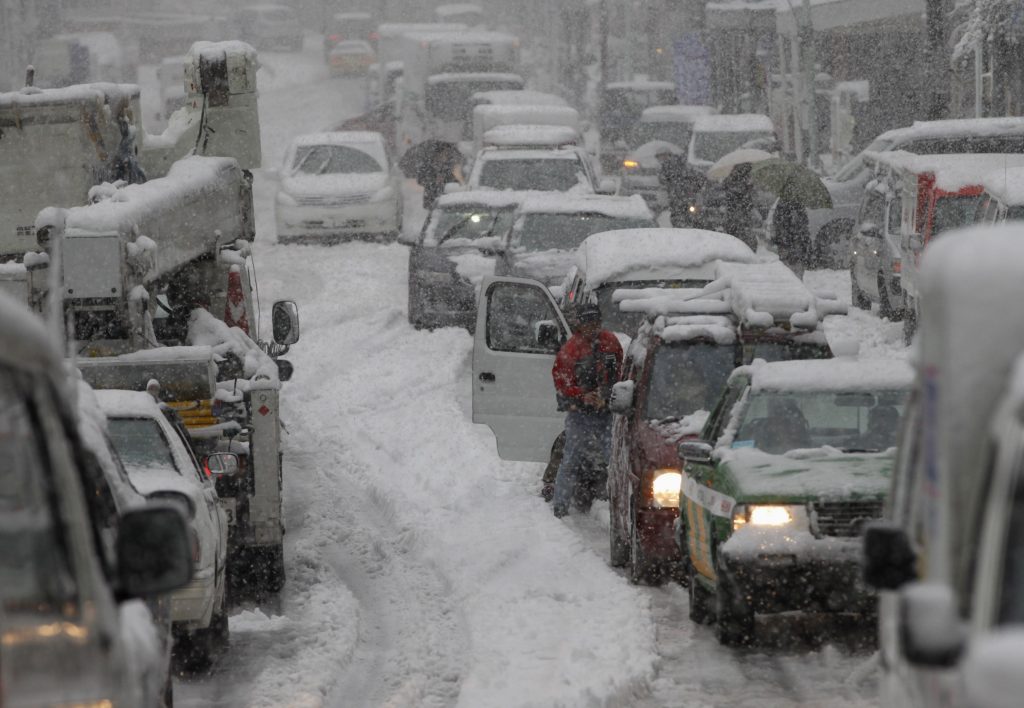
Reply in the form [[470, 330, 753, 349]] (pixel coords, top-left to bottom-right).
[[615, 260, 846, 336]]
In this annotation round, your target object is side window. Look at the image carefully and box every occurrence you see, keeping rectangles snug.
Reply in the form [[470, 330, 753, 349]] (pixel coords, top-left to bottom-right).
[[486, 282, 561, 354], [886, 197, 902, 235], [858, 191, 885, 231], [706, 382, 746, 443]]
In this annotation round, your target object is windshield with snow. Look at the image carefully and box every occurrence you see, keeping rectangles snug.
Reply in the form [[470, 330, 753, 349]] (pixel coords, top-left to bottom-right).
[[931, 194, 984, 238], [732, 390, 907, 454], [292, 144, 383, 175], [645, 344, 737, 420], [423, 207, 517, 246], [692, 131, 775, 163], [477, 158, 584, 191], [512, 214, 653, 252], [106, 417, 177, 474]]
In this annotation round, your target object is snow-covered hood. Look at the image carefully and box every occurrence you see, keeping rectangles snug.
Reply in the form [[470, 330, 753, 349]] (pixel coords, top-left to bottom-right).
[[509, 249, 575, 285], [716, 447, 893, 501], [122, 463, 201, 504], [448, 251, 496, 288], [281, 171, 389, 198]]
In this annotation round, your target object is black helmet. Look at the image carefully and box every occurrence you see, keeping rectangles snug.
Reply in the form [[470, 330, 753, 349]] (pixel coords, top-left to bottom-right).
[[577, 303, 602, 323]]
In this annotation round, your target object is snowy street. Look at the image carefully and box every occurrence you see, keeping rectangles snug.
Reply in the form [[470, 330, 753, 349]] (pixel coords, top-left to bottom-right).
[[172, 39, 899, 708]]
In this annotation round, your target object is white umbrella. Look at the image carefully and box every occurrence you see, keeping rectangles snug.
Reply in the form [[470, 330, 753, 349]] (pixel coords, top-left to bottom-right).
[[706, 148, 774, 181]]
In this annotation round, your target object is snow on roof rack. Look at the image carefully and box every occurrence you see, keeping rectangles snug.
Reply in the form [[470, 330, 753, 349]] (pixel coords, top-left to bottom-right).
[[614, 260, 846, 333]]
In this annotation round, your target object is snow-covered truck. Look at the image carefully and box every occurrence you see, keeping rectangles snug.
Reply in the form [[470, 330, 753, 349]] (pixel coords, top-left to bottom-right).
[[397, 30, 524, 150], [0, 40, 261, 257], [863, 224, 1024, 708]]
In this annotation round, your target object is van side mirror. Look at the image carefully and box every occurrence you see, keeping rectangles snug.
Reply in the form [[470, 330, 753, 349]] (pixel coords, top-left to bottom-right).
[[272, 300, 300, 345], [862, 521, 917, 590], [678, 440, 713, 464], [117, 505, 193, 599], [535, 320, 562, 351], [609, 380, 635, 414], [899, 582, 966, 668], [204, 452, 240, 476], [275, 358, 294, 382]]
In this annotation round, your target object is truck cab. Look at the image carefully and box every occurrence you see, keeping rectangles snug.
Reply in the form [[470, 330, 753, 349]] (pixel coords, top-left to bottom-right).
[[863, 224, 1024, 708]]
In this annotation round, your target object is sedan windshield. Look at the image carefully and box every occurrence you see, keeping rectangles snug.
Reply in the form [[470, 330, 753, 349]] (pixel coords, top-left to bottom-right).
[[292, 144, 383, 175], [513, 214, 653, 252], [732, 390, 907, 455], [692, 131, 774, 162], [644, 343, 737, 420], [424, 207, 516, 246], [107, 417, 178, 474], [477, 159, 584, 191]]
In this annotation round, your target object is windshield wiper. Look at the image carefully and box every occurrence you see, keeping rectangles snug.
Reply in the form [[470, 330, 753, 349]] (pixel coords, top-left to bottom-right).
[[437, 215, 477, 245], [840, 447, 881, 453]]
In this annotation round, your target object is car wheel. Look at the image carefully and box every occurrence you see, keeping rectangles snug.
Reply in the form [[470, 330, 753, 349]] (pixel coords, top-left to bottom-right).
[[850, 270, 871, 310], [687, 560, 713, 625], [628, 506, 660, 585], [715, 569, 754, 647], [609, 508, 629, 568], [877, 275, 903, 321]]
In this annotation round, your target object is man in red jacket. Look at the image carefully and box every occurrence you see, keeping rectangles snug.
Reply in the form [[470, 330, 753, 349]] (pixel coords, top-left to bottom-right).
[[551, 303, 623, 517]]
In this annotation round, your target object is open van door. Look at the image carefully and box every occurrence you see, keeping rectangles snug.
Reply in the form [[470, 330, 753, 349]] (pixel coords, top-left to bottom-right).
[[473, 276, 571, 461]]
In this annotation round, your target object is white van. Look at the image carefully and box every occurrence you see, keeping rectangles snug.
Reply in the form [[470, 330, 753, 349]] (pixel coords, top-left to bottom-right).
[[863, 223, 1024, 708]]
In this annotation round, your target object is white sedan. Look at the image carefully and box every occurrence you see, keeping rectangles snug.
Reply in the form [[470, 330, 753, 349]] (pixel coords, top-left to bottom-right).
[[275, 131, 403, 242], [97, 390, 230, 666]]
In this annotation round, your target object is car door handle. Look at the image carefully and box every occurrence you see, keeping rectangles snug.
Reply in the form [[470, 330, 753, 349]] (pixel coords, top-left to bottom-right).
[[479, 372, 496, 382]]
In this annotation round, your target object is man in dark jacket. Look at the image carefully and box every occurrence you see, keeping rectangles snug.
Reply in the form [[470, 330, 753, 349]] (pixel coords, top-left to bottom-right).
[[550, 303, 623, 517], [721, 162, 759, 250], [772, 198, 812, 277]]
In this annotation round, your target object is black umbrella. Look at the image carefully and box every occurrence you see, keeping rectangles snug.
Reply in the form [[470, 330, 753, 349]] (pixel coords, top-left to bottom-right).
[[398, 139, 460, 180]]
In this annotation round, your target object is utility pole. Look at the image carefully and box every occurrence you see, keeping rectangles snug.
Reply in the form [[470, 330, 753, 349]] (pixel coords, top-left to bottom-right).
[[925, 0, 950, 120], [599, 0, 610, 94], [800, 0, 818, 168]]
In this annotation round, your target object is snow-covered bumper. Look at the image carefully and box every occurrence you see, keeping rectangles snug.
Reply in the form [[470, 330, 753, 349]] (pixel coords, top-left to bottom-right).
[[170, 568, 217, 629], [718, 533, 874, 614], [276, 199, 398, 239]]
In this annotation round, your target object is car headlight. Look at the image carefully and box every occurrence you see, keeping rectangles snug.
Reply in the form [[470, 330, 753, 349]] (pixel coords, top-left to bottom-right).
[[732, 504, 798, 530], [651, 469, 682, 508], [370, 185, 395, 203], [623, 159, 639, 169], [276, 190, 297, 207]]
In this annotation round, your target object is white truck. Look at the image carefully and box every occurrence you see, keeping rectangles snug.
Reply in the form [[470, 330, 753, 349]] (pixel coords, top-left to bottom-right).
[[863, 223, 1024, 708], [0, 41, 297, 592], [397, 30, 524, 150]]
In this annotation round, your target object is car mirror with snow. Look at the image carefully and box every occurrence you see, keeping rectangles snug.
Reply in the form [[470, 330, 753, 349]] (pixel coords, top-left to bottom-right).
[[678, 441, 713, 464], [609, 381, 635, 414], [899, 581, 966, 668], [276, 358, 294, 382], [272, 300, 300, 346], [117, 504, 193, 599], [862, 521, 917, 590], [204, 452, 241, 476], [534, 320, 562, 351]]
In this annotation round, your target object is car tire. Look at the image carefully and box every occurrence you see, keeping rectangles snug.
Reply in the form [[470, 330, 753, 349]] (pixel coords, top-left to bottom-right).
[[877, 275, 903, 321], [851, 270, 871, 310], [715, 570, 754, 647], [687, 560, 713, 625], [628, 506, 660, 585], [609, 509, 629, 568]]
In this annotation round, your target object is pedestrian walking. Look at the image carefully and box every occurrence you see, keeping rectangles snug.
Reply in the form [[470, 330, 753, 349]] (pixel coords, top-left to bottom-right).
[[772, 198, 812, 278]]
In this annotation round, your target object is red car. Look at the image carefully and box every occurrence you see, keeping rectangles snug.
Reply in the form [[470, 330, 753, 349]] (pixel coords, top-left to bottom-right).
[[606, 261, 839, 584]]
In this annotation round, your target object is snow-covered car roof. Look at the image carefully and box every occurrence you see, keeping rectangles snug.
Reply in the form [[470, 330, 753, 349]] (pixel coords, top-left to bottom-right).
[[473, 103, 579, 124], [434, 189, 531, 209], [473, 90, 567, 107], [428, 72, 524, 85], [292, 131, 384, 147], [0, 290, 59, 373], [692, 113, 774, 133], [517, 193, 651, 219], [476, 146, 584, 162], [483, 124, 579, 148], [75, 379, 146, 512], [94, 388, 167, 419], [640, 105, 716, 123], [606, 79, 676, 91], [735, 358, 915, 393], [867, 151, 1024, 192], [879, 116, 1024, 145], [982, 165, 1024, 206], [578, 228, 758, 288]]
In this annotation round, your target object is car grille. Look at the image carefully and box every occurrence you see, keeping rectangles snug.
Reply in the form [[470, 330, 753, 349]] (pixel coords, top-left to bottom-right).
[[808, 499, 883, 537], [296, 193, 371, 206]]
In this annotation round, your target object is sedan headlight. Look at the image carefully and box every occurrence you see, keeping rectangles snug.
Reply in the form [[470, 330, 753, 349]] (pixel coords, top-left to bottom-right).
[[651, 469, 682, 509], [732, 504, 799, 530]]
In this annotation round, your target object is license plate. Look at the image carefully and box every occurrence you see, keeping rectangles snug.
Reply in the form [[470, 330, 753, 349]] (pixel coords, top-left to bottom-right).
[[221, 499, 236, 526]]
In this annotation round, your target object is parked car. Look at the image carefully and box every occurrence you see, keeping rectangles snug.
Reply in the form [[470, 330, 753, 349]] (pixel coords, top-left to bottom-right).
[[323, 11, 376, 58], [275, 131, 403, 242], [687, 114, 777, 173], [810, 116, 1024, 270], [97, 390, 230, 666], [228, 4, 303, 51], [497, 193, 655, 285], [466, 146, 605, 194], [606, 261, 837, 584], [863, 224, 1024, 708], [558, 227, 758, 337], [0, 292, 191, 707], [679, 358, 913, 646], [328, 40, 376, 77], [406, 190, 524, 330]]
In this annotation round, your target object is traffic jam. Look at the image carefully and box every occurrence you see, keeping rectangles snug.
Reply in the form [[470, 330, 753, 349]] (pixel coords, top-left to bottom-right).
[[2, 1, 1024, 707]]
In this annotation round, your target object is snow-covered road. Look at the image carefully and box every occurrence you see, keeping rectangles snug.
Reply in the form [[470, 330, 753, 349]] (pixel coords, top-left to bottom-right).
[[173, 36, 900, 708]]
